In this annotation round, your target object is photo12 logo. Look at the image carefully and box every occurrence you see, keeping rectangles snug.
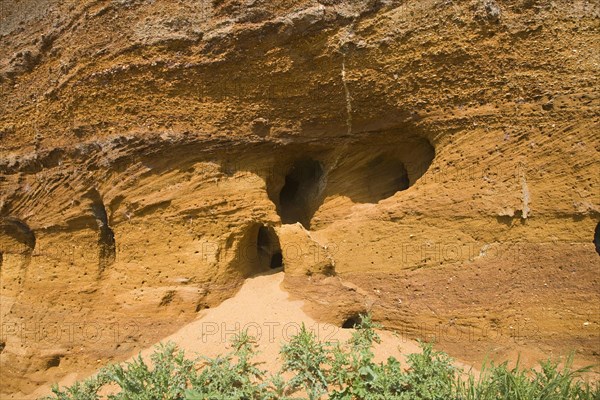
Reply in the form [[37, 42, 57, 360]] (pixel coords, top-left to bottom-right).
[[0, 321, 139, 345], [199, 321, 340, 344]]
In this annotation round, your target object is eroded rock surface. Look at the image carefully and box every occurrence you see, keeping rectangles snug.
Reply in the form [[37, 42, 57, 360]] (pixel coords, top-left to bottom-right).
[[1, 0, 599, 396]]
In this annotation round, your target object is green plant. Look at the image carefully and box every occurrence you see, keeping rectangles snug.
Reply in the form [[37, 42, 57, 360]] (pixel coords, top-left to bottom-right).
[[458, 353, 600, 400], [397, 341, 458, 399], [45, 373, 109, 400], [186, 331, 272, 399], [329, 314, 382, 399], [41, 314, 600, 400], [104, 342, 195, 399], [280, 324, 330, 399]]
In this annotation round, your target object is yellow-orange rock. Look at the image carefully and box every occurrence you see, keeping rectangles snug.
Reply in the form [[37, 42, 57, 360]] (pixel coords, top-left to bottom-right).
[[1, 0, 599, 397]]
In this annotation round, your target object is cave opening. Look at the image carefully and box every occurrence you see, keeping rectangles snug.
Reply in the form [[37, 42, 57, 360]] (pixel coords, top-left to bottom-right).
[[265, 135, 435, 230], [278, 158, 324, 229], [257, 225, 283, 271]]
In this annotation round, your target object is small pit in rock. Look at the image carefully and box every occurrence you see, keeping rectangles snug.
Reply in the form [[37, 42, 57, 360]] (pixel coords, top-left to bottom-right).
[[45, 355, 61, 369], [342, 314, 363, 329]]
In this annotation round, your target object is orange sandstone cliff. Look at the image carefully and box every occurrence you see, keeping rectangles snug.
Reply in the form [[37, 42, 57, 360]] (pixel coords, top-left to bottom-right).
[[1, 0, 599, 397]]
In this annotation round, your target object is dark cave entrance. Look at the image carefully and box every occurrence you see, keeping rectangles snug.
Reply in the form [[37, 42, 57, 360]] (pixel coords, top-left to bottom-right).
[[257, 225, 283, 271], [269, 250, 283, 269], [278, 159, 324, 229], [265, 136, 435, 230]]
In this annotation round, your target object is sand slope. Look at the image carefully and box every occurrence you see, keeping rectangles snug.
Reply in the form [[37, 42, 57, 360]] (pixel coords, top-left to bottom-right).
[[31, 271, 476, 399]]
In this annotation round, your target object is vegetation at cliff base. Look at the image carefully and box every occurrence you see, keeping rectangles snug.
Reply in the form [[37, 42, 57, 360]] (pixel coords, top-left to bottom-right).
[[43, 314, 599, 400]]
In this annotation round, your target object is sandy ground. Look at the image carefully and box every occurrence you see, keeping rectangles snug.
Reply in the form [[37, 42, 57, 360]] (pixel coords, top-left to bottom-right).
[[31, 271, 476, 398]]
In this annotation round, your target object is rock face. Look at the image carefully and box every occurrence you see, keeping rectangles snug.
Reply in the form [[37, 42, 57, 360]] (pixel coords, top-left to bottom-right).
[[0, 0, 599, 396]]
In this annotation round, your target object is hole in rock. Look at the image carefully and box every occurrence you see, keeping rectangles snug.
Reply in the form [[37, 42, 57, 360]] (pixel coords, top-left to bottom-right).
[[46, 355, 61, 369], [278, 158, 324, 229], [235, 224, 284, 277], [266, 135, 435, 230], [257, 225, 284, 271], [342, 314, 363, 329]]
